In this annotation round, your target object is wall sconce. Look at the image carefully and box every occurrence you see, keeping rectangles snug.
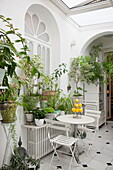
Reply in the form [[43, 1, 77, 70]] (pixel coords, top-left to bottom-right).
[[71, 40, 76, 47], [106, 90, 109, 94]]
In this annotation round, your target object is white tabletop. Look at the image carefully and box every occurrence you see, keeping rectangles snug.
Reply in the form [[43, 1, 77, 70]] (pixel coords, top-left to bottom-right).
[[57, 114, 95, 125]]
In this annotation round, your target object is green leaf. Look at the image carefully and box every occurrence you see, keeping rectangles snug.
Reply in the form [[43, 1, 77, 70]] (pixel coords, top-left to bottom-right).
[[15, 28, 19, 30], [5, 25, 11, 27], [6, 17, 12, 20], [15, 40, 21, 43], [6, 30, 15, 34], [18, 51, 27, 55]]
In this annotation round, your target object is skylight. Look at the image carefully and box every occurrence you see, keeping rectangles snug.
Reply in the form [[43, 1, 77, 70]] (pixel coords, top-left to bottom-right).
[[70, 7, 113, 26], [61, 0, 106, 9]]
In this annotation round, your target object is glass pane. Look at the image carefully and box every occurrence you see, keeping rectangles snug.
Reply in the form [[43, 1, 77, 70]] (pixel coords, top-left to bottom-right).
[[62, 0, 105, 8], [25, 24, 33, 35], [37, 45, 41, 56], [25, 13, 33, 34], [70, 7, 113, 26], [38, 33, 49, 42], [32, 14, 39, 34], [37, 22, 46, 36], [42, 47, 45, 66], [28, 42, 33, 55], [45, 48, 50, 75]]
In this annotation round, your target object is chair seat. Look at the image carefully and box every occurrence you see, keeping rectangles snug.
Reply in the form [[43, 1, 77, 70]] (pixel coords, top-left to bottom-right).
[[50, 135, 78, 147], [45, 119, 79, 170], [77, 126, 95, 133]]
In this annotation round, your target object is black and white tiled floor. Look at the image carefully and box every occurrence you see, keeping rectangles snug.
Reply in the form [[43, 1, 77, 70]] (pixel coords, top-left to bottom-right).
[[40, 121, 113, 170]]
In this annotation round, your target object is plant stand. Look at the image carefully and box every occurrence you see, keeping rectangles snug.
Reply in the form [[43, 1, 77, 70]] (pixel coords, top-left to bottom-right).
[[2, 123, 14, 166]]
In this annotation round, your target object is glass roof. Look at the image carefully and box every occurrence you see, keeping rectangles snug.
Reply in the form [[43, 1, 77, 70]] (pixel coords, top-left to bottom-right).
[[51, 0, 113, 26], [70, 7, 113, 26], [61, 0, 105, 9]]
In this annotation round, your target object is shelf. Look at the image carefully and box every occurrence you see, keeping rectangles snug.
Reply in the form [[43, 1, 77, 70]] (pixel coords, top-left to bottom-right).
[[0, 86, 8, 89]]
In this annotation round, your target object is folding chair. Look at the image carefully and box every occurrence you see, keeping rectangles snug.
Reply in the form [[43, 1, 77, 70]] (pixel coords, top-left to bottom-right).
[[45, 119, 79, 170], [77, 109, 100, 154]]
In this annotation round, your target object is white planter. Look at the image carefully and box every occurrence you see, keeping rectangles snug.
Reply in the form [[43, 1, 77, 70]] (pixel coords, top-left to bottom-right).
[[35, 118, 44, 126], [0, 68, 5, 85], [25, 113, 33, 122], [60, 111, 65, 115], [45, 112, 59, 120], [45, 113, 56, 120]]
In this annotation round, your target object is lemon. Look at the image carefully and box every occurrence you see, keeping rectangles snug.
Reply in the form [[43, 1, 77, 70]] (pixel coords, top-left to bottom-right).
[[79, 108, 83, 112], [78, 103, 82, 107], [72, 108, 75, 112], [75, 99, 79, 103], [75, 108, 79, 112], [74, 103, 79, 108]]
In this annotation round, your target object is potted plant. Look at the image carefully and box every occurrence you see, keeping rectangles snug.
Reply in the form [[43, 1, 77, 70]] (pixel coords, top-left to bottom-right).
[[33, 108, 47, 126], [0, 15, 32, 122], [46, 89, 62, 109], [42, 63, 68, 96], [18, 94, 38, 123], [79, 45, 102, 85], [69, 44, 103, 99], [17, 54, 46, 123], [18, 55, 44, 94], [0, 139, 40, 170], [0, 78, 20, 123], [44, 107, 55, 119], [39, 95, 48, 108], [68, 57, 86, 101], [57, 93, 74, 114]]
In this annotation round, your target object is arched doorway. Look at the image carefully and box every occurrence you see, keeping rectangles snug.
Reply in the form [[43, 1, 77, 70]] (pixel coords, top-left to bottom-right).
[[80, 32, 113, 123]]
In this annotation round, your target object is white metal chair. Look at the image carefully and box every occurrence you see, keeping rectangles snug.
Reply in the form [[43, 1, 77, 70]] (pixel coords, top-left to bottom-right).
[[45, 119, 79, 170], [77, 109, 101, 154]]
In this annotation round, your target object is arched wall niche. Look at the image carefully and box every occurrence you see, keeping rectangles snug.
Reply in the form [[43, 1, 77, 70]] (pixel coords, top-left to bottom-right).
[[80, 31, 113, 55], [24, 4, 60, 73]]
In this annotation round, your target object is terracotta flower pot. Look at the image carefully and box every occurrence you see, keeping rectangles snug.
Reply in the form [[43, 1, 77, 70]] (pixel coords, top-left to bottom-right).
[[42, 90, 56, 96]]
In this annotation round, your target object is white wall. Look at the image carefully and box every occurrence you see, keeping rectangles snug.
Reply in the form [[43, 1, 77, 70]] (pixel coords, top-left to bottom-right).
[[78, 23, 113, 55], [1, 0, 113, 167], [0, 0, 79, 167]]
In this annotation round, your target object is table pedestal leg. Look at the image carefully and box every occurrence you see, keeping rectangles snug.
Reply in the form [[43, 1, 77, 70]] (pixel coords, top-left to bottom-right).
[[72, 125, 81, 164]]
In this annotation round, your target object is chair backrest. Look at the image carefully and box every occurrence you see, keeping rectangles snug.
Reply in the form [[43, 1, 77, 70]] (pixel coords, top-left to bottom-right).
[[45, 119, 69, 139], [83, 100, 98, 110], [85, 109, 101, 129]]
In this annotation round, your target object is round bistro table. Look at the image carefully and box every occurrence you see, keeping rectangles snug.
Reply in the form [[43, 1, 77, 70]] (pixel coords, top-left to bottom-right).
[[57, 114, 95, 126]]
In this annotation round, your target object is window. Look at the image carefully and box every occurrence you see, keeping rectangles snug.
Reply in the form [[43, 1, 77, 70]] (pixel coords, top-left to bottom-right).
[[25, 12, 51, 75]]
